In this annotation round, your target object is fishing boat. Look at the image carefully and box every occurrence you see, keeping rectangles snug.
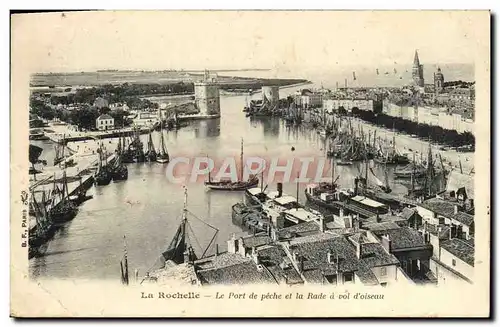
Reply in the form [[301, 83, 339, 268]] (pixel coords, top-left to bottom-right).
[[304, 157, 350, 214], [109, 133, 128, 181], [140, 188, 219, 284], [29, 190, 55, 259], [144, 129, 157, 162], [128, 127, 146, 163], [231, 202, 270, 234], [94, 145, 112, 186], [53, 135, 67, 166], [156, 120, 170, 164], [49, 171, 78, 226], [204, 138, 259, 191]]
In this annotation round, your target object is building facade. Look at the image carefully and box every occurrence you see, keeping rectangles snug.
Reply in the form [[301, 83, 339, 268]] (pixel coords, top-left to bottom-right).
[[96, 114, 114, 131], [323, 98, 374, 113]]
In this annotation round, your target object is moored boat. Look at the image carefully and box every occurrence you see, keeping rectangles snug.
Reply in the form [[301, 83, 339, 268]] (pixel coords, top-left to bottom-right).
[[205, 138, 259, 191]]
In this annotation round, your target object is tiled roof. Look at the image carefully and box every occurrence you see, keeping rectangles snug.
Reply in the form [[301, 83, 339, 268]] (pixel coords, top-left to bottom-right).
[[241, 234, 272, 249], [373, 227, 427, 250], [289, 234, 396, 285], [278, 221, 320, 239], [400, 207, 419, 221], [452, 212, 474, 227], [97, 114, 113, 120], [257, 246, 303, 285], [354, 266, 379, 286], [420, 198, 458, 219], [440, 238, 474, 266], [361, 243, 400, 267], [362, 222, 401, 232], [197, 260, 277, 285], [195, 252, 249, 271]]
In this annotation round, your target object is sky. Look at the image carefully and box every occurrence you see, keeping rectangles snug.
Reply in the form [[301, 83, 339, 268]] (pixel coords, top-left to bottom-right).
[[11, 11, 488, 73]]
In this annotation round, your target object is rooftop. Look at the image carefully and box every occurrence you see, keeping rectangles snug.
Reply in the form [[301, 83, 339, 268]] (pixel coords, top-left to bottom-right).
[[351, 195, 387, 208], [278, 221, 320, 239], [362, 221, 401, 232], [373, 227, 427, 250], [283, 208, 321, 223], [273, 195, 299, 206], [420, 197, 474, 226], [196, 259, 276, 285], [97, 114, 113, 120], [440, 238, 475, 266], [257, 245, 303, 285]]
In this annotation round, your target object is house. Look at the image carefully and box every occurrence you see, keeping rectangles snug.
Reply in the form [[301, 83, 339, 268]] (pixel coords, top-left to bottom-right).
[[282, 232, 401, 286], [94, 97, 109, 109], [96, 114, 115, 131], [421, 222, 474, 284], [369, 227, 436, 284], [416, 197, 474, 239]]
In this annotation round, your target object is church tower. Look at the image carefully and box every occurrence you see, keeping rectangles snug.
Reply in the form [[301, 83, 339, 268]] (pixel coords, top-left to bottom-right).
[[412, 50, 425, 87], [434, 67, 444, 94]]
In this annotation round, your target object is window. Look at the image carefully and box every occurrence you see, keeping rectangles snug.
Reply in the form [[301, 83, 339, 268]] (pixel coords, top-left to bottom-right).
[[343, 272, 354, 283], [380, 267, 387, 277], [325, 275, 337, 285], [452, 259, 456, 267]]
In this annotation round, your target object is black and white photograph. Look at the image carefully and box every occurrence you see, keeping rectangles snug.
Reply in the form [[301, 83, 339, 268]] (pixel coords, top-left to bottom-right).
[[10, 10, 490, 317]]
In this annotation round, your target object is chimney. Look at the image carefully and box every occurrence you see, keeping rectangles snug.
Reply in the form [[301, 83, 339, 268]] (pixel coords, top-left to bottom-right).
[[277, 183, 283, 198], [382, 234, 392, 253], [327, 250, 333, 264], [339, 208, 344, 218], [252, 247, 260, 265], [449, 227, 453, 240], [356, 241, 363, 259], [292, 251, 298, 263], [376, 213, 381, 223], [271, 227, 278, 242], [215, 244, 219, 257], [227, 233, 237, 254], [454, 204, 459, 214], [238, 237, 244, 256], [320, 215, 325, 232], [348, 214, 354, 229]]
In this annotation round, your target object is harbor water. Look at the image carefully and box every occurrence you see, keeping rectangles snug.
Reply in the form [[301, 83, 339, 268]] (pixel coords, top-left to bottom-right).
[[30, 84, 441, 281]]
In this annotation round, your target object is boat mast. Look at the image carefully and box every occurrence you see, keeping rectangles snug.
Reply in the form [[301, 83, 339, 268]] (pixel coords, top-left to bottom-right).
[[182, 187, 188, 222], [296, 172, 299, 211], [240, 138, 244, 182]]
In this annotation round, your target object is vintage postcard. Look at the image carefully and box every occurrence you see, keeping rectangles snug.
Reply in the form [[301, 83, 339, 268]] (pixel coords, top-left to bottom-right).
[[10, 10, 490, 317]]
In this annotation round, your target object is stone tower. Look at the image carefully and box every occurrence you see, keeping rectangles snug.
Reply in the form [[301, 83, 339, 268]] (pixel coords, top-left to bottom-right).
[[194, 70, 221, 117], [412, 50, 425, 87], [434, 67, 445, 94]]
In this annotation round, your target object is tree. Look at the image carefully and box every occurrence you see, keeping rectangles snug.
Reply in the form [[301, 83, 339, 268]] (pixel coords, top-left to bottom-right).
[[29, 144, 43, 180]]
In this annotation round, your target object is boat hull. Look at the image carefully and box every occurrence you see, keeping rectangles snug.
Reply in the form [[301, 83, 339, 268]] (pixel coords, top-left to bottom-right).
[[205, 179, 259, 191]]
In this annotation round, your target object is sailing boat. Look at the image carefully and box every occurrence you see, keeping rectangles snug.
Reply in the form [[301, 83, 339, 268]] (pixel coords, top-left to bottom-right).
[[156, 120, 170, 164], [29, 190, 54, 259], [144, 128, 157, 162], [94, 144, 112, 185], [53, 134, 66, 166], [49, 170, 78, 225], [111, 134, 128, 181], [204, 138, 259, 191], [142, 187, 219, 283]]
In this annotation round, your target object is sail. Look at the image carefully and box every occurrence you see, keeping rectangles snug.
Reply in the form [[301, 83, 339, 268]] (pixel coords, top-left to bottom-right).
[[162, 220, 187, 264], [369, 168, 385, 187]]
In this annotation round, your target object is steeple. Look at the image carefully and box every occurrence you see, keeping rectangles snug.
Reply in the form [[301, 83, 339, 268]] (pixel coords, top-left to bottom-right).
[[413, 50, 420, 66]]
